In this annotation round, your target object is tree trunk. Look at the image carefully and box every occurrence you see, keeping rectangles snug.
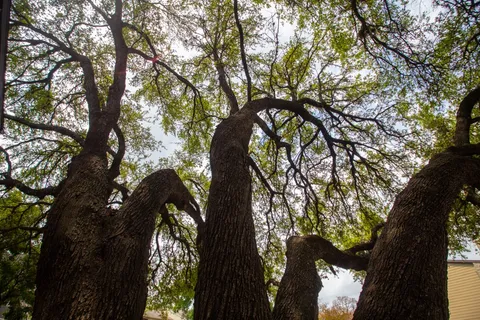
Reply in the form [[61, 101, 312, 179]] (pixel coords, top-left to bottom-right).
[[193, 97, 361, 320], [33, 155, 196, 320], [272, 237, 323, 320], [272, 235, 368, 320], [33, 152, 112, 320], [353, 152, 480, 320], [194, 109, 272, 320]]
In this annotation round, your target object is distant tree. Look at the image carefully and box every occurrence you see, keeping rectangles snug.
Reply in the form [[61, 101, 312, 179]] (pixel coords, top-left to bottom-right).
[[318, 296, 356, 320]]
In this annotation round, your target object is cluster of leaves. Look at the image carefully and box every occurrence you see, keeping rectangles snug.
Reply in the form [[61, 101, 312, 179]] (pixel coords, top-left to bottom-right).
[[0, 192, 46, 320]]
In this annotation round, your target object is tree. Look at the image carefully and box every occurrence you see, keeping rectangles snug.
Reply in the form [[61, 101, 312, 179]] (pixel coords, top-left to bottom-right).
[[318, 296, 356, 320], [0, 0, 479, 320]]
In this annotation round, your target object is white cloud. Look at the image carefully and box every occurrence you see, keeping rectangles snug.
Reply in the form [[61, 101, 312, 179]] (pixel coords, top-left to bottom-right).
[[318, 270, 362, 305]]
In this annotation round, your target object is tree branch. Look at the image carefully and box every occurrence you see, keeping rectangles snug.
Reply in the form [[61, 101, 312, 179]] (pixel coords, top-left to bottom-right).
[[5, 113, 119, 158], [111, 180, 130, 201], [11, 17, 102, 116], [0, 226, 46, 233], [454, 86, 480, 147], [113, 169, 203, 235], [233, 0, 252, 102], [108, 123, 125, 181], [0, 176, 63, 199], [346, 222, 385, 254], [4, 113, 85, 146], [127, 47, 200, 98], [213, 52, 239, 114], [300, 235, 369, 270], [0, 146, 12, 176]]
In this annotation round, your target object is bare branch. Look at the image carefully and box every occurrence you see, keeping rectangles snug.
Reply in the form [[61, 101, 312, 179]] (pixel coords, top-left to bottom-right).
[[159, 206, 193, 256], [233, 0, 252, 101]]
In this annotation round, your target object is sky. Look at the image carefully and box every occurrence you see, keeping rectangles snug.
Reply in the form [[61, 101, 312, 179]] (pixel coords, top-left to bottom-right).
[[318, 242, 480, 305]]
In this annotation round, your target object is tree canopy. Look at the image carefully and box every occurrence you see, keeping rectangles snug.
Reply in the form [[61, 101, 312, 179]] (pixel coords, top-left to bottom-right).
[[0, 0, 479, 319]]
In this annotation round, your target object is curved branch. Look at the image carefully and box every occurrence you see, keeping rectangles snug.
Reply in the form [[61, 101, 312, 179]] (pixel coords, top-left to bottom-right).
[[111, 180, 130, 201], [454, 86, 480, 146], [127, 47, 200, 97], [301, 235, 369, 270], [4, 113, 85, 145], [346, 222, 385, 254], [113, 169, 203, 235], [0, 176, 63, 199]]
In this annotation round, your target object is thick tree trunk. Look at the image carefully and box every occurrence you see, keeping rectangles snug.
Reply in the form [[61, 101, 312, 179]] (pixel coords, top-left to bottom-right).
[[193, 97, 356, 320], [33, 153, 112, 320], [33, 156, 196, 320], [353, 152, 480, 320], [272, 237, 322, 320], [194, 109, 272, 320], [272, 235, 367, 320]]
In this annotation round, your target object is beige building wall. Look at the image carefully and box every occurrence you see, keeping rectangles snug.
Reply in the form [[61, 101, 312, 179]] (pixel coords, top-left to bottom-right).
[[448, 262, 480, 320]]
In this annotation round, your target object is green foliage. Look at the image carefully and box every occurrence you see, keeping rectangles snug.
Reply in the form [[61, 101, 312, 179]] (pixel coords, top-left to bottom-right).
[[2, 0, 480, 315], [0, 192, 45, 319]]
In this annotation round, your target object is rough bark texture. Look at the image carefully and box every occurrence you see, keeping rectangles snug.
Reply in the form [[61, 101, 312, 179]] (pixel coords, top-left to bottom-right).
[[273, 235, 368, 320], [33, 153, 111, 320], [33, 161, 195, 320], [272, 237, 323, 320], [193, 97, 357, 320], [353, 152, 480, 320], [194, 108, 271, 320]]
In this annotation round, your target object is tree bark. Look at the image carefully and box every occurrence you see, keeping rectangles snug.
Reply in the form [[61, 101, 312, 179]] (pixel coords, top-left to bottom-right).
[[193, 97, 348, 320], [194, 109, 272, 320], [33, 158, 196, 320], [33, 152, 111, 320], [353, 152, 480, 320], [272, 237, 323, 320], [273, 235, 368, 320]]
